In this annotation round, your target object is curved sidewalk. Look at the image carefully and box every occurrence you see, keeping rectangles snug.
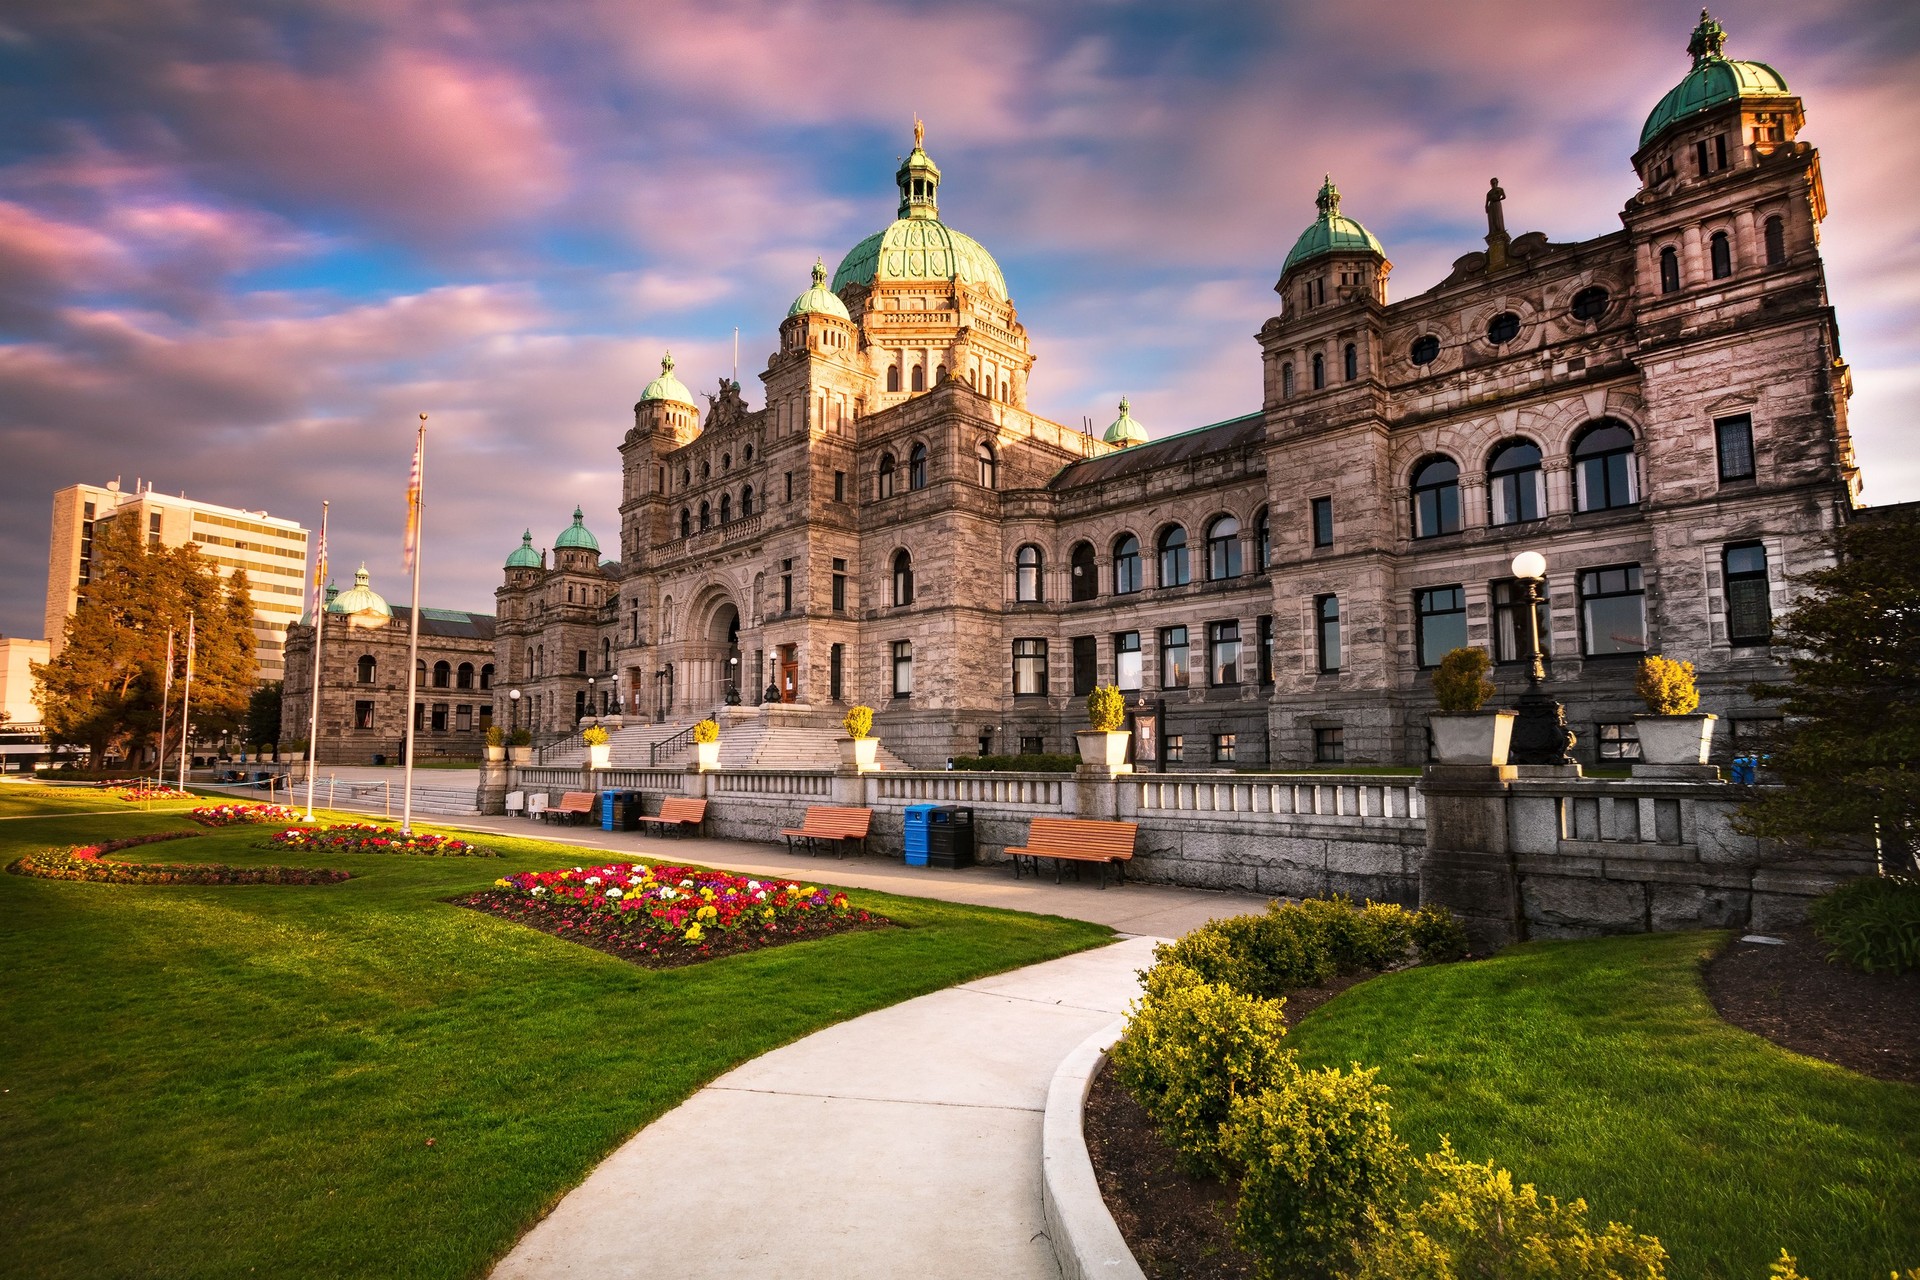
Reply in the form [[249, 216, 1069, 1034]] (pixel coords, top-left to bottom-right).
[[490, 935, 1160, 1279]]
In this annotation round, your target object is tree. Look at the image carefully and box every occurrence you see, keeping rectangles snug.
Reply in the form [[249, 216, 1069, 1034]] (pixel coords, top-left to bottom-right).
[[1738, 510, 1920, 873], [32, 515, 259, 767], [248, 681, 284, 750]]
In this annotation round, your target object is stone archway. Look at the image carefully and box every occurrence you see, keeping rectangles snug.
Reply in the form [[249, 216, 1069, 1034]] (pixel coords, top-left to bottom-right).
[[685, 585, 743, 711]]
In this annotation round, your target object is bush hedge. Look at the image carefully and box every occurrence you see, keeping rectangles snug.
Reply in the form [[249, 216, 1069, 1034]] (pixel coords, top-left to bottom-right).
[[1148, 897, 1470, 1002], [949, 753, 1079, 773], [1808, 875, 1920, 974]]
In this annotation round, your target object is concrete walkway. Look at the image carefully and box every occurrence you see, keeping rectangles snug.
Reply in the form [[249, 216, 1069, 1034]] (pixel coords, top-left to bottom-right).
[[491, 935, 1160, 1279]]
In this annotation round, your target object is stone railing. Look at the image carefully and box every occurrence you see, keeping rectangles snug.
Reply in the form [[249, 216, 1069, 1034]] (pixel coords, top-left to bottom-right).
[[1132, 776, 1423, 821], [513, 765, 687, 794], [708, 770, 834, 797], [871, 771, 1066, 809]]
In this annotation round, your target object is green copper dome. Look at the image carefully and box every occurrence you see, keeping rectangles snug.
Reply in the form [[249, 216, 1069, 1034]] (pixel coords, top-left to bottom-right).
[[1103, 397, 1149, 447], [639, 350, 695, 406], [788, 258, 852, 321], [505, 529, 541, 569], [553, 507, 600, 553], [327, 564, 392, 622], [1640, 11, 1790, 148], [1282, 176, 1384, 274], [832, 124, 1009, 301]]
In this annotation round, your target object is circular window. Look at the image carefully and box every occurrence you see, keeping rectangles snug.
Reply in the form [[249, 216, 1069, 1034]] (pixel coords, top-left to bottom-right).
[[1486, 311, 1521, 344], [1410, 335, 1440, 366], [1570, 286, 1609, 322]]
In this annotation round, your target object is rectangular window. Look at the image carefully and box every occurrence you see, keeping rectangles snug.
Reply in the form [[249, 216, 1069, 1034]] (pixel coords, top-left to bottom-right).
[[479, 705, 493, 730], [1159, 626, 1190, 689], [431, 703, 449, 732], [455, 704, 473, 732], [891, 640, 913, 697], [1165, 734, 1185, 763], [355, 700, 374, 730], [576, 649, 588, 672], [831, 559, 847, 612], [1579, 565, 1648, 657], [1597, 722, 1641, 761], [1208, 620, 1241, 686], [1715, 133, 1727, 169], [1715, 414, 1755, 481], [1314, 725, 1344, 764], [1695, 139, 1710, 177], [1013, 639, 1049, 696], [1071, 635, 1098, 697], [1311, 496, 1334, 548], [784, 471, 794, 502], [1491, 579, 1552, 665], [1724, 543, 1771, 645], [1414, 586, 1468, 668], [1020, 735, 1045, 756], [1257, 615, 1274, 686], [1315, 595, 1341, 673], [414, 703, 426, 732], [833, 471, 846, 502], [829, 643, 844, 702], [148, 511, 163, 546], [782, 558, 794, 613], [1114, 631, 1142, 692], [1212, 733, 1236, 763]]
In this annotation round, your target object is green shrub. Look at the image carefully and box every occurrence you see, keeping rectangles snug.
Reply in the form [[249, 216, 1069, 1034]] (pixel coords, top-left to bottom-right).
[[692, 718, 719, 745], [842, 705, 874, 739], [581, 725, 609, 747], [1108, 979, 1295, 1174], [949, 753, 1079, 773], [484, 725, 506, 748], [1353, 1138, 1668, 1280], [1808, 876, 1920, 974], [1225, 1062, 1407, 1280], [508, 728, 532, 747], [1139, 959, 1208, 1001], [1152, 915, 1314, 996], [1431, 647, 1495, 713], [1087, 683, 1127, 732], [1635, 654, 1700, 716], [1410, 904, 1471, 963]]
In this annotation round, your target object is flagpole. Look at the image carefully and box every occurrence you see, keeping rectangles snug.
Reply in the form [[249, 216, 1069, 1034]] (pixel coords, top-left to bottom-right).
[[400, 414, 427, 836], [303, 500, 330, 822], [157, 628, 174, 791], [177, 613, 195, 792]]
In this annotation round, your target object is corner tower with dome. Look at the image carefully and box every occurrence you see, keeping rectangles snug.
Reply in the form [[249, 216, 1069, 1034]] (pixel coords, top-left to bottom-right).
[[493, 11, 1864, 771]]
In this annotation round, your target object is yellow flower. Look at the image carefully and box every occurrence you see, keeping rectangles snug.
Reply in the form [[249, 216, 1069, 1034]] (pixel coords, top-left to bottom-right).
[[684, 923, 704, 942], [696, 905, 718, 923]]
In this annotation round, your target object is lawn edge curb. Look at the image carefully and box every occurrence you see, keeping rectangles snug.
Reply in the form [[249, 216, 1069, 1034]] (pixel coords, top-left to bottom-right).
[[1042, 1014, 1146, 1280]]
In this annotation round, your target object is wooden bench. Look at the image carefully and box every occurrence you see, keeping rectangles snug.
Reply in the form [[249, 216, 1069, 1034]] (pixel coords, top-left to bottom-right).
[[1005, 817, 1138, 888], [633, 796, 707, 837], [544, 791, 597, 825], [780, 805, 873, 858]]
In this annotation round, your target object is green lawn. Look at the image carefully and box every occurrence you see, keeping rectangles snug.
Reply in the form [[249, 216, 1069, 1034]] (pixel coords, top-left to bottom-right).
[[0, 786, 1113, 1279], [1285, 932, 1920, 1279]]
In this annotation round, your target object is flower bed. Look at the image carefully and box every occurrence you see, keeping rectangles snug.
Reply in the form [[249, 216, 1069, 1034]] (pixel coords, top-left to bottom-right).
[[7, 831, 350, 886], [459, 861, 885, 968], [109, 782, 190, 801], [266, 823, 493, 857], [191, 803, 303, 827]]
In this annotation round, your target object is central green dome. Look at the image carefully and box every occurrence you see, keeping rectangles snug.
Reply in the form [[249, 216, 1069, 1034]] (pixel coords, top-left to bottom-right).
[[1640, 12, 1789, 148], [1282, 176, 1384, 274], [554, 507, 600, 553], [831, 124, 1009, 301]]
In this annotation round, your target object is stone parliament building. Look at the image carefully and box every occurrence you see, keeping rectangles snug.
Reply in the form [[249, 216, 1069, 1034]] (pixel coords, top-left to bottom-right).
[[483, 12, 1858, 772]]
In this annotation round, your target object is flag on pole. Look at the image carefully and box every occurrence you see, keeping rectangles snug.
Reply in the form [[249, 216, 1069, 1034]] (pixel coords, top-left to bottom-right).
[[402, 435, 423, 574], [311, 520, 329, 620], [163, 629, 175, 699], [185, 614, 196, 679]]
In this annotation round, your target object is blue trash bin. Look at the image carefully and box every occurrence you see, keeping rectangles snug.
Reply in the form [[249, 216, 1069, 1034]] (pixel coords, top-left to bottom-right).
[[601, 790, 623, 831], [903, 804, 936, 867], [1731, 755, 1756, 786]]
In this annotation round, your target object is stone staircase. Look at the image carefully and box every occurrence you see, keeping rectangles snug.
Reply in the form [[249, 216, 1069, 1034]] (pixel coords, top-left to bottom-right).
[[543, 707, 912, 773]]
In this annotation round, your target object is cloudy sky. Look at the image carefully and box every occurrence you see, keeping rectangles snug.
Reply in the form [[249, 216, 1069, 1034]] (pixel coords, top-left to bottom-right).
[[3, 0, 1915, 636]]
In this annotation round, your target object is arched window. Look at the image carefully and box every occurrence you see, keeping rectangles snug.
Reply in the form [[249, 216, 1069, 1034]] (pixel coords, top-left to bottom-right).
[[721, 453, 732, 471], [1488, 440, 1545, 525], [1113, 534, 1142, 595], [887, 364, 901, 393], [1254, 506, 1271, 569], [1205, 515, 1242, 580], [892, 549, 914, 606], [1659, 246, 1680, 293], [456, 662, 474, 690], [976, 441, 997, 488], [432, 660, 451, 689], [480, 664, 493, 690], [1411, 456, 1462, 538], [1764, 216, 1786, 266], [1343, 343, 1358, 381], [1158, 526, 1190, 587], [1710, 230, 1732, 279], [741, 485, 754, 516], [1281, 362, 1294, 399], [1070, 541, 1097, 602], [1573, 420, 1639, 511], [908, 443, 928, 490], [680, 508, 691, 538], [935, 363, 946, 383], [680, 467, 691, 488], [418, 659, 428, 686], [719, 494, 732, 524], [911, 364, 925, 392], [356, 655, 376, 684], [878, 454, 897, 498], [1015, 545, 1042, 602], [699, 501, 711, 531], [1311, 353, 1325, 390]]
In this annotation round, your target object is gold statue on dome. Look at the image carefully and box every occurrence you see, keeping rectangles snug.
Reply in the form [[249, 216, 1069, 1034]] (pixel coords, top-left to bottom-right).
[[914, 116, 924, 149]]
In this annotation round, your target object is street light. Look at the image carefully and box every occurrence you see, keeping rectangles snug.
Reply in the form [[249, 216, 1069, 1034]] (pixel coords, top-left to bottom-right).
[[1508, 550, 1575, 766], [727, 655, 740, 705], [508, 687, 520, 733], [586, 675, 596, 722]]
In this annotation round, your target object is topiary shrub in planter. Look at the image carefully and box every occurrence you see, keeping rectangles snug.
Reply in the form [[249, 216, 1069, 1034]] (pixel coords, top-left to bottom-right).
[[1087, 684, 1127, 733], [691, 718, 720, 771], [1076, 683, 1133, 772], [582, 725, 611, 770], [1431, 648, 1494, 713], [1634, 654, 1715, 766], [691, 719, 719, 744], [840, 705, 878, 771], [1636, 654, 1700, 715], [842, 705, 874, 739], [1428, 647, 1513, 765], [484, 725, 507, 761]]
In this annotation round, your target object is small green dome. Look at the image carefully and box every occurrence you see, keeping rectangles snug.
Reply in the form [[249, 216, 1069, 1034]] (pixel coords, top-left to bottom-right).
[[1103, 396, 1149, 447], [505, 529, 541, 569], [832, 125, 1009, 300], [327, 564, 392, 621], [553, 507, 600, 553], [639, 350, 695, 406], [1282, 176, 1384, 274], [1640, 11, 1790, 148], [788, 258, 852, 321]]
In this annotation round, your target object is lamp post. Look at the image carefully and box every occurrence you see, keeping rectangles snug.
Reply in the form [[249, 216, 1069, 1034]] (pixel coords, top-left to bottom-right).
[[508, 687, 520, 733], [727, 655, 739, 705], [586, 675, 596, 723], [1508, 551, 1575, 766]]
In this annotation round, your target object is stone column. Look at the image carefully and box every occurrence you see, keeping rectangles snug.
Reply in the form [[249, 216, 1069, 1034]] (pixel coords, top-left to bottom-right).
[[1416, 764, 1520, 952], [477, 760, 511, 815]]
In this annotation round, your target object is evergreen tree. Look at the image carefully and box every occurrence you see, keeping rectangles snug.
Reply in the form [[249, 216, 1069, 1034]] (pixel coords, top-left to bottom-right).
[[1738, 510, 1920, 872], [247, 681, 284, 750]]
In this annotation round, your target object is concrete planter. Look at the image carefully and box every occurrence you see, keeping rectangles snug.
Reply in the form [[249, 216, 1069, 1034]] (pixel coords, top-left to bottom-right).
[[694, 740, 721, 772], [839, 737, 879, 772], [508, 746, 533, 764], [1429, 711, 1516, 765], [484, 746, 506, 762], [1634, 713, 1717, 765], [587, 743, 611, 770], [1075, 729, 1133, 773]]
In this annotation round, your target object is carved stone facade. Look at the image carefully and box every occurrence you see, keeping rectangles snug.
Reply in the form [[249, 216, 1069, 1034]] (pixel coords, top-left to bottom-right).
[[496, 15, 1860, 770]]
